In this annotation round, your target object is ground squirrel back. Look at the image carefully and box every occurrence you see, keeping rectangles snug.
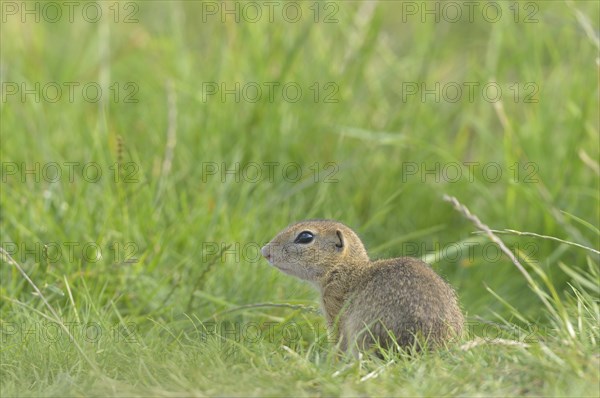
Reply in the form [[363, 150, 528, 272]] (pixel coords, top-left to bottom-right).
[[261, 219, 464, 354]]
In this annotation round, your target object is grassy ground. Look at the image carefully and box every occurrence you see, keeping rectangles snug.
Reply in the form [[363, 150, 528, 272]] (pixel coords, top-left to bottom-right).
[[1, 1, 599, 396]]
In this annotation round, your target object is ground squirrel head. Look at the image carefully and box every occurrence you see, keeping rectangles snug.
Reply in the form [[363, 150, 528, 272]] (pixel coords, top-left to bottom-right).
[[261, 220, 369, 283]]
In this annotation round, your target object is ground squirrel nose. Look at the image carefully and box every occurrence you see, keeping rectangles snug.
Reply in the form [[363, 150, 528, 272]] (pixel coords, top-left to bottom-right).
[[261, 245, 270, 260]]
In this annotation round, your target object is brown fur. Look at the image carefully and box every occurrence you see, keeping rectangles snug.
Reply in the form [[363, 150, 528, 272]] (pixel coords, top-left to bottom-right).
[[261, 219, 464, 354]]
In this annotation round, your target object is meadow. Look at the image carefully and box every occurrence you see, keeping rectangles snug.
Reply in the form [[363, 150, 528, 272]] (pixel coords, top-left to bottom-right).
[[1, 0, 599, 396]]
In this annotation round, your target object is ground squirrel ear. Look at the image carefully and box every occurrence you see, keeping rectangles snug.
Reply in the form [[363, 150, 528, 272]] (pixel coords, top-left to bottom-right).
[[335, 230, 344, 250]]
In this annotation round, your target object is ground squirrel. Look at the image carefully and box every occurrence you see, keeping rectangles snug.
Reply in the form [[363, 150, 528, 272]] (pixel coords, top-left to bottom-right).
[[261, 219, 464, 354]]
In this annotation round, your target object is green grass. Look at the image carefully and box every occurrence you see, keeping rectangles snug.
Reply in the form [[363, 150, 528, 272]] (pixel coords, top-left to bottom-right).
[[1, 1, 599, 396]]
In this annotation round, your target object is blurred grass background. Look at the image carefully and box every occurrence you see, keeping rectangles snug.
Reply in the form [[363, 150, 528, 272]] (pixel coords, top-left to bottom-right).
[[1, 1, 599, 396]]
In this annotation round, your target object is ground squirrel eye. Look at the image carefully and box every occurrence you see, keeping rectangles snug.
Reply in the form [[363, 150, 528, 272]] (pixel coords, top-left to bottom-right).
[[294, 231, 314, 244]]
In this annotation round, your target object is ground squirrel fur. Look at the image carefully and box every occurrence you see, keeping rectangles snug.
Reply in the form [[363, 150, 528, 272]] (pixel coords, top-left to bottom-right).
[[261, 219, 464, 353]]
